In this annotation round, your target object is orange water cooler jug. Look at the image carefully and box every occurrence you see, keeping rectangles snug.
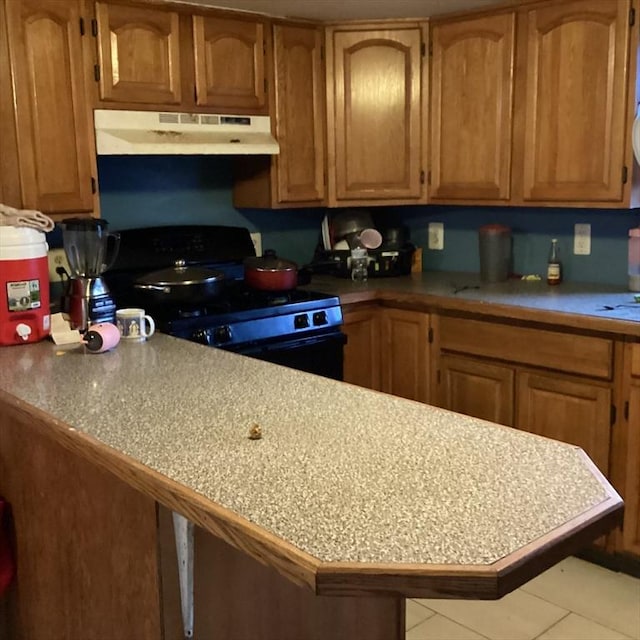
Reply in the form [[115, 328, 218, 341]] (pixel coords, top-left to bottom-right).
[[0, 226, 50, 345]]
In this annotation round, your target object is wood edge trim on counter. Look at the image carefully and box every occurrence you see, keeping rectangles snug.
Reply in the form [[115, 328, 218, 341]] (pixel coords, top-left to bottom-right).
[[492, 450, 623, 595], [313, 500, 621, 599], [314, 495, 623, 599], [315, 563, 499, 599], [0, 389, 322, 593], [313, 450, 623, 599]]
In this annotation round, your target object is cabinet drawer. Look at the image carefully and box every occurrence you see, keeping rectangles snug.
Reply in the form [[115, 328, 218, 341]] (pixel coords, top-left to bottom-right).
[[439, 316, 613, 379]]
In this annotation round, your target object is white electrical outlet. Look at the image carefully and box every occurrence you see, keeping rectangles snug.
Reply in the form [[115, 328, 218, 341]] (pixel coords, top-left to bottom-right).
[[250, 232, 262, 256], [574, 223, 591, 255], [428, 222, 444, 250], [48, 248, 70, 281]]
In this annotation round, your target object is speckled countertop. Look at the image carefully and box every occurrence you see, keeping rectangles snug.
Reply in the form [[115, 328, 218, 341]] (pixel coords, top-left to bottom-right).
[[305, 272, 640, 335], [0, 335, 617, 567]]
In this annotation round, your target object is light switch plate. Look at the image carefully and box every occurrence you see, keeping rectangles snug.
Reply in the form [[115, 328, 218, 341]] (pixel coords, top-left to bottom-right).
[[574, 223, 591, 255], [428, 222, 444, 250]]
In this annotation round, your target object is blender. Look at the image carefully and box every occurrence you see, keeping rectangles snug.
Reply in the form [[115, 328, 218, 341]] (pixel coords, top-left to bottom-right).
[[59, 218, 120, 332]]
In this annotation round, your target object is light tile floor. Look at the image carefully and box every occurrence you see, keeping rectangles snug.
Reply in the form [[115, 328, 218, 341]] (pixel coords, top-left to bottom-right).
[[406, 557, 640, 640]]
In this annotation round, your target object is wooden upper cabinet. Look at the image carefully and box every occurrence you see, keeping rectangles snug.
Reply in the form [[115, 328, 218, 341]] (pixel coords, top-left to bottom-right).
[[272, 24, 325, 203], [95, 2, 182, 105], [430, 12, 515, 202], [326, 25, 427, 206], [232, 23, 325, 208], [4, 0, 95, 214], [193, 15, 266, 112], [519, 0, 630, 203]]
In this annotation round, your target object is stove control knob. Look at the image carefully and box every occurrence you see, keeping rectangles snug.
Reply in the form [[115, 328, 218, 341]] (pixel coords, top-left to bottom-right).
[[294, 314, 309, 329], [312, 311, 328, 326], [192, 329, 212, 346], [213, 325, 232, 344]]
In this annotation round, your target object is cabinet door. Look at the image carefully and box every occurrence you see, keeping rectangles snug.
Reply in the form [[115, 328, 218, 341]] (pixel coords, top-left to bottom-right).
[[620, 344, 640, 556], [96, 2, 181, 104], [380, 309, 429, 403], [5, 0, 94, 213], [342, 306, 381, 390], [430, 13, 515, 201], [273, 24, 325, 204], [327, 26, 425, 204], [193, 15, 266, 111], [519, 0, 629, 202], [439, 354, 514, 426], [622, 381, 640, 555], [516, 372, 611, 474]]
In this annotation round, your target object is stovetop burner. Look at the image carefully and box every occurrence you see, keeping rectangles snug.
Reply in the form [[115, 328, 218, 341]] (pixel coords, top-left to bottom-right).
[[142, 282, 332, 321]]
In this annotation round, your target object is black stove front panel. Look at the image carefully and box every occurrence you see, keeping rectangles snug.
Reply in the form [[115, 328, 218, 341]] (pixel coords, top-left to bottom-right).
[[160, 289, 343, 348]]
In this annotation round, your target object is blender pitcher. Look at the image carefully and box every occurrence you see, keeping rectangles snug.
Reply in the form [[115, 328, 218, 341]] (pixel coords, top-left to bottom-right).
[[59, 218, 120, 331], [61, 218, 120, 277]]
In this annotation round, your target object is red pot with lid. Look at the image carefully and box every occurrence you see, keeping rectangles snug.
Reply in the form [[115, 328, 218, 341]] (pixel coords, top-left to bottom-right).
[[244, 250, 298, 291]]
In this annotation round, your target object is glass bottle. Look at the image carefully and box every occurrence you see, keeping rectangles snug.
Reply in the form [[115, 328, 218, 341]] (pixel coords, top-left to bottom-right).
[[350, 247, 368, 282], [547, 238, 562, 285]]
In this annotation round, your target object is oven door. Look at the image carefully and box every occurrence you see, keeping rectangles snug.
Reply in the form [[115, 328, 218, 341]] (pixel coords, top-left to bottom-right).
[[224, 330, 346, 381]]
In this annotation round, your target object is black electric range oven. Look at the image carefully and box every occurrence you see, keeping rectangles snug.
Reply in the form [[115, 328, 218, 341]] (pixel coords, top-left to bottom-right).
[[103, 225, 346, 381]]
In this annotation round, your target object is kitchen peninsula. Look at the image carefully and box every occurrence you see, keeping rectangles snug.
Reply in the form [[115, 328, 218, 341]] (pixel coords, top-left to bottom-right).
[[0, 333, 622, 639]]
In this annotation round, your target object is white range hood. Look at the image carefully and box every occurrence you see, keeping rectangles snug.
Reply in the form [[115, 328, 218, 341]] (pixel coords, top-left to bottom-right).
[[94, 109, 279, 155]]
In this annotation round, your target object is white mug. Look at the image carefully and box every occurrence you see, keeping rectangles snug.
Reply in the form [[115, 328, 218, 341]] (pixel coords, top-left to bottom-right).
[[116, 308, 155, 341]]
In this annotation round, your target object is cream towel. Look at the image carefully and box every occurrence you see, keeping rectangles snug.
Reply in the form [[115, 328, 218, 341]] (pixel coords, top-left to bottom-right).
[[0, 203, 55, 232]]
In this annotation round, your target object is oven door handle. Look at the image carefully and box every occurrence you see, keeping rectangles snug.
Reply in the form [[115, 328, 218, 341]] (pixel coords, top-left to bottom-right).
[[230, 331, 346, 356]]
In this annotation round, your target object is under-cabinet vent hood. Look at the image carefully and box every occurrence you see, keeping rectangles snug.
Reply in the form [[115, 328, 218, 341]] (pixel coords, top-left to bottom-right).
[[94, 109, 279, 155]]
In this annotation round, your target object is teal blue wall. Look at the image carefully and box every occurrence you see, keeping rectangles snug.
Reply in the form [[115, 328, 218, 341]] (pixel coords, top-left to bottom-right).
[[397, 205, 640, 286], [94, 156, 325, 266], [64, 156, 639, 287]]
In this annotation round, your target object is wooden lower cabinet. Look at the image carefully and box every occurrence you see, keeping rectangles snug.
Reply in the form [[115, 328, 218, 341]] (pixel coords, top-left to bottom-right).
[[619, 343, 640, 557], [435, 312, 624, 557], [342, 305, 381, 390], [0, 406, 165, 639], [380, 308, 430, 403], [342, 305, 431, 404], [439, 354, 514, 426], [437, 354, 612, 475], [436, 313, 614, 474], [516, 372, 611, 476]]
